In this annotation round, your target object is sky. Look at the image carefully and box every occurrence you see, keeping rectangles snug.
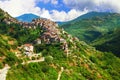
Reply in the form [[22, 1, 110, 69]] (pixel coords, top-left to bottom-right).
[[0, 0, 120, 22]]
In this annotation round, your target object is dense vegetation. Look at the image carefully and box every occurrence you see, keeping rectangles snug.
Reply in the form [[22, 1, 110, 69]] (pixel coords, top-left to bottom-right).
[[7, 41, 120, 80], [0, 9, 41, 67], [0, 34, 21, 68], [0, 22, 41, 45], [61, 12, 120, 43], [91, 29, 120, 57], [0, 8, 41, 45]]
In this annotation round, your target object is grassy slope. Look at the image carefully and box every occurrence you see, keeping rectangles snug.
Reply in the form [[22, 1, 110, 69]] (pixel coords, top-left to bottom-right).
[[0, 34, 20, 68]]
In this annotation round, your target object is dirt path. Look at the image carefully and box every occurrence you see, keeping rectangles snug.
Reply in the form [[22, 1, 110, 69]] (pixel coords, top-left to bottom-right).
[[0, 57, 44, 80], [27, 57, 45, 63], [22, 57, 45, 64], [0, 66, 10, 80], [57, 67, 64, 80]]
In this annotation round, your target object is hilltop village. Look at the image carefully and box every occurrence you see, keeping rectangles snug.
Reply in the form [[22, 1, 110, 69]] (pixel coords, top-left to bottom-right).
[[2, 14, 77, 57]]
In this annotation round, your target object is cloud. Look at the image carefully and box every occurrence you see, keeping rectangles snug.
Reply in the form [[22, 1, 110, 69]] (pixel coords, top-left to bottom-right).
[[39, 0, 58, 5], [51, 9, 88, 21], [39, 8, 87, 22], [39, 0, 50, 4], [1, 0, 120, 22], [40, 8, 51, 19], [63, 0, 120, 13], [0, 0, 87, 21], [51, 0, 58, 5], [0, 0, 41, 17]]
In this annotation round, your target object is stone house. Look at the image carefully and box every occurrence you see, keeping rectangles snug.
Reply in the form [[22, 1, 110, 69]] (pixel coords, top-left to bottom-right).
[[23, 44, 34, 56], [35, 38, 41, 44]]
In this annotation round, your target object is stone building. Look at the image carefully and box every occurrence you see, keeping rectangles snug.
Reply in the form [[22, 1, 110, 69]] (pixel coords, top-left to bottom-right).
[[23, 44, 34, 56]]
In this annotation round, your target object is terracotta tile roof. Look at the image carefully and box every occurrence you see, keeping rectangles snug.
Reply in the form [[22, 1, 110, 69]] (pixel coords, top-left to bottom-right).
[[24, 44, 32, 47]]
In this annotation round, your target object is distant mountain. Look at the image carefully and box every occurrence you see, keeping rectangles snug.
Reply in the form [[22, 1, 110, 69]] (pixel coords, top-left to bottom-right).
[[16, 13, 40, 22], [58, 12, 111, 25], [60, 12, 120, 42], [72, 11, 111, 22]]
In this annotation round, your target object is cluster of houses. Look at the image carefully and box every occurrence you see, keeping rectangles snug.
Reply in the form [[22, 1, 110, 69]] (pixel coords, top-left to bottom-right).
[[3, 15, 72, 56], [3, 16, 18, 25], [32, 18, 64, 44], [0, 9, 81, 58], [21, 18, 71, 56]]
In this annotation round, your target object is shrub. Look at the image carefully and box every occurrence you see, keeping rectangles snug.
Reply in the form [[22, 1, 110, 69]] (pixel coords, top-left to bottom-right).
[[0, 62, 3, 69], [89, 56, 98, 63], [4, 52, 19, 66], [31, 57, 36, 60], [45, 56, 53, 64]]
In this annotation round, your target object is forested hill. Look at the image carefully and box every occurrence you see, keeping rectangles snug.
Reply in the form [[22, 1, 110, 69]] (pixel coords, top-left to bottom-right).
[[91, 29, 120, 57], [60, 11, 120, 57], [60, 12, 120, 43]]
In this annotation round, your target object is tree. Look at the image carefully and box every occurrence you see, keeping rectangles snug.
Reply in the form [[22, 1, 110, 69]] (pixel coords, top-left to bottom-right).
[[45, 56, 53, 64], [4, 52, 19, 66]]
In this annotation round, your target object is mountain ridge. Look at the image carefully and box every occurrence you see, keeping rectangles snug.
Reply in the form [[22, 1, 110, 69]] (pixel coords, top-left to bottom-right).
[[16, 13, 40, 22], [58, 11, 111, 25], [69, 11, 112, 22]]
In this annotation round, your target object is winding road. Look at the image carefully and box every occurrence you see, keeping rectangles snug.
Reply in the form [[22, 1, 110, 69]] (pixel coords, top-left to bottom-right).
[[22, 57, 45, 64], [0, 57, 44, 80], [57, 67, 64, 80], [0, 66, 10, 80]]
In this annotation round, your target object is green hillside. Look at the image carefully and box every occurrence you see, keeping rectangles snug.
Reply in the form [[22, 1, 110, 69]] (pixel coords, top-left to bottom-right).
[[7, 41, 120, 80], [57, 12, 110, 25], [0, 8, 120, 80], [91, 29, 120, 57], [60, 12, 120, 43], [60, 12, 120, 57], [68, 12, 111, 23]]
